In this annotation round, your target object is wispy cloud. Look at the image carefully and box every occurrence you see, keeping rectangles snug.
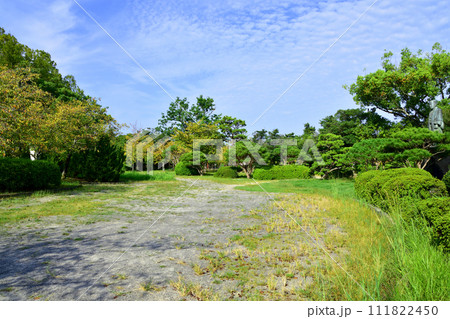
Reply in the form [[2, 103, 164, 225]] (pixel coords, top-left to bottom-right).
[[1, 0, 449, 132]]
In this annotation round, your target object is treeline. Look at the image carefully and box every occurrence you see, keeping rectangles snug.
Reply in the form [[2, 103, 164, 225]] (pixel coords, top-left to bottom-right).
[[0, 27, 124, 188]]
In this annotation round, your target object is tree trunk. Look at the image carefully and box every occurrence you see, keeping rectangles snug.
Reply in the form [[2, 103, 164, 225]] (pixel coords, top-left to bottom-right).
[[62, 153, 72, 179]]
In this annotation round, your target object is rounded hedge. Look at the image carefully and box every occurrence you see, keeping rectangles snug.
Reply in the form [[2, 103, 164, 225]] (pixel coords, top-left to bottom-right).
[[174, 162, 198, 176], [443, 171, 450, 193], [414, 198, 450, 252], [0, 157, 61, 192], [253, 165, 310, 180], [214, 166, 238, 178], [355, 168, 445, 206]]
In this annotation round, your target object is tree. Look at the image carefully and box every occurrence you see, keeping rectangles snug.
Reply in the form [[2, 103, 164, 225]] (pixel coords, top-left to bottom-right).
[[319, 108, 392, 147], [312, 133, 348, 179], [157, 95, 221, 135], [346, 138, 398, 171], [216, 115, 247, 141], [226, 140, 266, 178], [348, 43, 450, 126], [391, 128, 449, 169], [0, 67, 52, 157]]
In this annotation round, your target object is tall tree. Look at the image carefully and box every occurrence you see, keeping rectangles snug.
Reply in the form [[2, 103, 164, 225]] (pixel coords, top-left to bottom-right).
[[216, 115, 247, 141], [348, 43, 450, 126], [157, 95, 220, 135]]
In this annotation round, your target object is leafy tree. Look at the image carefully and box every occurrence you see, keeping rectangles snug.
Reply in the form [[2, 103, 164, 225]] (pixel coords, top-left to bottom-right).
[[319, 108, 392, 147], [311, 133, 348, 179], [172, 121, 221, 154], [0, 67, 52, 157], [216, 115, 247, 141], [391, 128, 449, 169], [346, 138, 398, 171], [157, 95, 220, 135], [348, 43, 450, 126], [226, 140, 267, 178]]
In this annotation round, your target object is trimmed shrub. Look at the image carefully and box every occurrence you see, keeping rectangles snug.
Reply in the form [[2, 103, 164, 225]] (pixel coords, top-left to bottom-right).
[[355, 168, 446, 207], [0, 158, 61, 192], [179, 151, 207, 175], [175, 162, 198, 176], [253, 165, 310, 180], [443, 171, 450, 193], [214, 166, 238, 178], [413, 198, 450, 252]]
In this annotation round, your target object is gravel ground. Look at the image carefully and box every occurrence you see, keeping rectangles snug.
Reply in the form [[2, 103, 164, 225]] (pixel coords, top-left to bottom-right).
[[0, 178, 270, 300]]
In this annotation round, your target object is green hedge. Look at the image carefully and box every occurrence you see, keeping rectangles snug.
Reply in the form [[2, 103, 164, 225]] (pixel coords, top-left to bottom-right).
[[355, 168, 449, 251], [214, 166, 238, 178], [406, 198, 450, 252], [253, 165, 310, 180], [355, 168, 446, 208], [175, 162, 198, 176], [443, 171, 450, 193], [0, 158, 61, 192]]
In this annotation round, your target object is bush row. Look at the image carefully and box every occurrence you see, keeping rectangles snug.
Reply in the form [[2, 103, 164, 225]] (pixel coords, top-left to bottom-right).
[[355, 168, 449, 251], [0, 157, 61, 192], [253, 165, 310, 180]]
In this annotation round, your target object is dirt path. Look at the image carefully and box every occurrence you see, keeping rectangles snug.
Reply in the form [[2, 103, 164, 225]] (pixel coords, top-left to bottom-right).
[[0, 178, 270, 300]]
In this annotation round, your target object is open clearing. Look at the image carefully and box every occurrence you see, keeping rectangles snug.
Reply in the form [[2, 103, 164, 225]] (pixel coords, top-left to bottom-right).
[[0, 178, 378, 300]]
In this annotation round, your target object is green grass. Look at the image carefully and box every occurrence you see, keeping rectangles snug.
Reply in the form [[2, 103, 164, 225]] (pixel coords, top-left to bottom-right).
[[235, 178, 356, 199], [119, 170, 175, 182], [0, 178, 183, 225]]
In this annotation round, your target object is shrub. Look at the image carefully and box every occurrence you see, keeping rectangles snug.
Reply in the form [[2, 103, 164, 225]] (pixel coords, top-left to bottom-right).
[[0, 158, 61, 192], [413, 198, 450, 252], [67, 135, 125, 182], [355, 168, 446, 208], [179, 151, 207, 175], [443, 171, 450, 193], [214, 166, 238, 178], [253, 165, 310, 180], [175, 162, 198, 176]]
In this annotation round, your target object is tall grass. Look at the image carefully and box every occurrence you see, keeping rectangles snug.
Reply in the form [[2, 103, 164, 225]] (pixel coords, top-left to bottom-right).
[[319, 197, 449, 301]]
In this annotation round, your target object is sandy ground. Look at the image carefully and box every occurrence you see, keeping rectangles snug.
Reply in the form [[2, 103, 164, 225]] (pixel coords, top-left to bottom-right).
[[0, 178, 270, 300]]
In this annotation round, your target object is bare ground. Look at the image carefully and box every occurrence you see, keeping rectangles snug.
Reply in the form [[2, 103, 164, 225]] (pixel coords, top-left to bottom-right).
[[0, 178, 271, 300]]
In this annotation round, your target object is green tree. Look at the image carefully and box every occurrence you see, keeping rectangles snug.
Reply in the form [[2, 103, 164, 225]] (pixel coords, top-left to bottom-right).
[[348, 43, 450, 126], [226, 140, 267, 178], [312, 133, 348, 179], [319, 108, 392, 147], [217, 115, 247, 141], [157, 95, 220, 135]]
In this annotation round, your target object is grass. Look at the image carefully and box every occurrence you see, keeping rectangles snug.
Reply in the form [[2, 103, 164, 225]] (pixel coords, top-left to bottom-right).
[[119, 170, 175, 182], [0, 178, 184, 225], [235, 178, 356, 199]]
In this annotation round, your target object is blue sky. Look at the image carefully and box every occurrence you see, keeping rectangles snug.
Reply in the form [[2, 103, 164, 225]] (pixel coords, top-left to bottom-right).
[[1, 0, 449, 134]]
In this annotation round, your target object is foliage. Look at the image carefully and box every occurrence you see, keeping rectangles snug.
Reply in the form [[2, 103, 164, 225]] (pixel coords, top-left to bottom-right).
[[253, 165, 310, 180], [66, 135, 125, 182], [216, 115, 247, 141], [312, 133, 348, 179], [119, 171, 175, 182], [0, 157, 61, 192], [348, 43, 450, 126], [179, 151, 208, 175], [174, 162, 198, 176], [355, 168, 447, 210], [319, 108, 393, 147], [214, 166, 238, 178], [443, 171, 450, 192], [391, 128, 449, 169], [172, 120, 221, 155], [410, 198, 450, 252], [346, 138, 397, 171], [225, 140, 268, 179], [157, 96, 220, 135]]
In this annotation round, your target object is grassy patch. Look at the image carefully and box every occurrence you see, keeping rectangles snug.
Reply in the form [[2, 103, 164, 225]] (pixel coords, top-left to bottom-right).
[[235, 179, 356, 199], [119, 170, 175, 182]]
